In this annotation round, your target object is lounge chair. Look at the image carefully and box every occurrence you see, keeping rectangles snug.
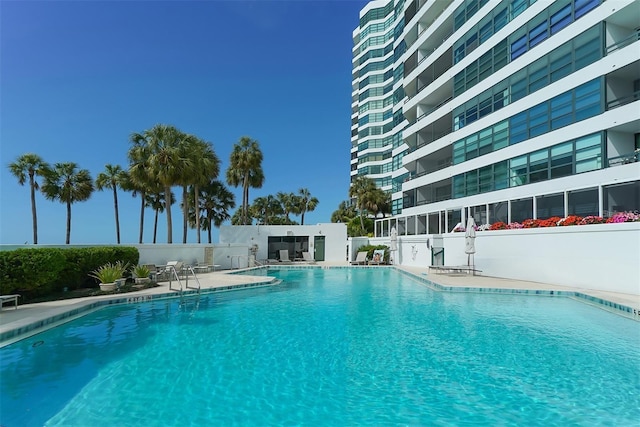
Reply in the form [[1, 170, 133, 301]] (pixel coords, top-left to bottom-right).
[[302, 251, 316, 264], [159, 261, 184, 280], [350, 251, 368, 265], [278, 250, 292, 264], [1, 294, 20, 310], [368, 249, 386, 265]]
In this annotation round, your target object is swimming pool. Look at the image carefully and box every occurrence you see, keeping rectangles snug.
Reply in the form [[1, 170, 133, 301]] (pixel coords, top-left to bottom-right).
[[1, 268, 638, 426]]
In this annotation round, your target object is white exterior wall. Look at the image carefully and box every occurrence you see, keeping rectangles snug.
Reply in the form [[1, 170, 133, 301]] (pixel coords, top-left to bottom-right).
[[219, 223, 348, 264], [370, 223, 640, 295]]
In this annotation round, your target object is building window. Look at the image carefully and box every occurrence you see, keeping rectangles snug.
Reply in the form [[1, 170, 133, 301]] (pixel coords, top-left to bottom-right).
[[489, 201, 508, 223], [511, 198, 533, 223], [568, 188, 598, 216], [603, 181, 640, 217], [536, 193, 565, 219]]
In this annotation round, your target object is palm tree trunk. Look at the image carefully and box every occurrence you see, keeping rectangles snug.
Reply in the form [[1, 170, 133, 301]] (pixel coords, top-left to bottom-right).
[[66, 201, 72, 244], [165, 185, 173, 244], [182, 185, 188, 244], [113, 185, 121, 244], [301, 210, 306, 225], [208, 227, 212, 244], [243, 174, 249, 225], [30, 175, 38, 244], [153, 208, 159, 244], [194, 184, 201, 244], [138, 191, 145, 244]]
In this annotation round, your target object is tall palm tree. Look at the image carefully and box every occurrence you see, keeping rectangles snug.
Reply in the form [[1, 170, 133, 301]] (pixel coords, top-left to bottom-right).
[[277, 192, 297, 224], [187, 180, 235, 244], [297, 187, 319, 225], [251, 195, 283, 225], [145, 190, 174, 244], [41, 162, 94, 244], [130, 124, 190, 244], [126, 140, 154, 243], [180, 136, 220, 244], [8, 153, 50, 244], [95, 164, 127, 244], [226, 136, 264, 225], [349, 176, 377, 232], [331, 201, 357, 223]]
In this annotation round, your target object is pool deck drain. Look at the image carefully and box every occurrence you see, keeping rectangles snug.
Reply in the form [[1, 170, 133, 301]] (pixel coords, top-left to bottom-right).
[[1, 265, 638, 344]]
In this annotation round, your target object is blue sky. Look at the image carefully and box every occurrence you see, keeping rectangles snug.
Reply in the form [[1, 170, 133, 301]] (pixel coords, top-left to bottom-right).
[[1, 0, 368, 245]]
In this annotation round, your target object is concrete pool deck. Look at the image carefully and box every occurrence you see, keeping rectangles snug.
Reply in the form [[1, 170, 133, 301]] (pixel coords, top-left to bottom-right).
[[1, 265, 639, 344]]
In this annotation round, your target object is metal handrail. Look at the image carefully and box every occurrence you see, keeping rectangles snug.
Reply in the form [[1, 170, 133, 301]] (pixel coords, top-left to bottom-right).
[[607, 150, 640, 167], [607, 89, 640, 110], [606, 30, 640, 55], [167, 265, 201, 292], [182, 265, 201, 291]]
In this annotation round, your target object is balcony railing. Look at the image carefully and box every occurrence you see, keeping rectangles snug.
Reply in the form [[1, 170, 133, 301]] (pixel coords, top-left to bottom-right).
[[607, 150, 640, 167], [607, 89, 640, 110], [606, 30, 640, 55]]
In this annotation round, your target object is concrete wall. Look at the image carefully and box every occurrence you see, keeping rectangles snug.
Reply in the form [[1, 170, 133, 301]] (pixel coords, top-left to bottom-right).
[[219, 223, 348, 263], [370, 222, 640, 295]]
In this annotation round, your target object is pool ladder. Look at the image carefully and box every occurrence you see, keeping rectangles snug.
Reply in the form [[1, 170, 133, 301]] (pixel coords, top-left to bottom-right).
[[168, 265, 202, 294], [167, 265, 202, 311]]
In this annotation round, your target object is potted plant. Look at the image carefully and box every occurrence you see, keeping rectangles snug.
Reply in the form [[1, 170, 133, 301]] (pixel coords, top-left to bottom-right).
[[89, 261, 130, 291], [133, 264, 151, 284]]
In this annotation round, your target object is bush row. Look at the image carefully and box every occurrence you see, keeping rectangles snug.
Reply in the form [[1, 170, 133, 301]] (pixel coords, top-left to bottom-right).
[[0, 247, 139, 298]]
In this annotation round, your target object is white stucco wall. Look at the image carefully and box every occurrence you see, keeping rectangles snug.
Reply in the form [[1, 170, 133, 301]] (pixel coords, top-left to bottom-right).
[[370, 222, 640, 295], [218, 223, 348, 263]]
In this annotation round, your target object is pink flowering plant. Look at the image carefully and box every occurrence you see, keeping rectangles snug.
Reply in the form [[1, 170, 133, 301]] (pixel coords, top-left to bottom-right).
[[468, 211, 639, 233], [606, 212, 640, 223]]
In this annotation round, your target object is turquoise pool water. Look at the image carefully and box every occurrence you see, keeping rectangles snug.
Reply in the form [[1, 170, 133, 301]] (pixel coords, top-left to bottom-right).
[[1, 268, 639, 426]]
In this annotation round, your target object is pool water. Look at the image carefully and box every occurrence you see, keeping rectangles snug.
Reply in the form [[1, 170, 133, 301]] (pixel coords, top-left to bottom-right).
[[1, 268, 639, 426]]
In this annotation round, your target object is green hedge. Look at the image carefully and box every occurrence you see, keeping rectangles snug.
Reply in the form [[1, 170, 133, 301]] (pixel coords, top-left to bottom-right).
[[0, 247, 139, 298]]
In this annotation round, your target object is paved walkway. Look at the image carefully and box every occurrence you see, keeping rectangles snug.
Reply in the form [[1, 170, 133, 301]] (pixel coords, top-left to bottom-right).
[[1, 265, 638, 345]]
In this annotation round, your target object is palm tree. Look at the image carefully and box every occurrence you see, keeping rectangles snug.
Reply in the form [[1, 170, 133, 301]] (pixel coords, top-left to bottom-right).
[[8, 153, 50, 244], [145, 190, 174, 244], [188, 180, 235, 243], [180, 136, 220, 244], [126, 140, 154, 243], [297, 188, 319, 225], [349, 176, 377, 232], [251, 195, 283, 225], [226, 136, 264, 225], [362, 187, 391, 219], [277, 192, 297, 224], [95, 164, 127, 244], [331, 201, 357, 223], [41, 162, 94, 244], [130, 124, 190, 243]]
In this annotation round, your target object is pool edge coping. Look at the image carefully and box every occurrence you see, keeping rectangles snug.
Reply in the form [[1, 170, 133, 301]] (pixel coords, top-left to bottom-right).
[[1, 266, 638, 345]]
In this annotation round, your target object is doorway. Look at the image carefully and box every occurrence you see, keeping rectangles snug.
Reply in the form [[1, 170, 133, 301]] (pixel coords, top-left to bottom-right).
[[314, 236, 325, 261]]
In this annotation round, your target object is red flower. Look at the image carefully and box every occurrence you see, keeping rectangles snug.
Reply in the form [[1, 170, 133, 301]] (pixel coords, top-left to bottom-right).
[[489, 221, 508, 230]]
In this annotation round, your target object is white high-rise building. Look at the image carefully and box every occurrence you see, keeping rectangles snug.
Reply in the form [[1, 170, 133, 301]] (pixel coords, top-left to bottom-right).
[[352, 0, 640, 237]]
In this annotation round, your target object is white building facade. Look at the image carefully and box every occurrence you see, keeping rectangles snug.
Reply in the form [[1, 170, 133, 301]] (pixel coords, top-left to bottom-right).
[[352, 0, 639, 237]]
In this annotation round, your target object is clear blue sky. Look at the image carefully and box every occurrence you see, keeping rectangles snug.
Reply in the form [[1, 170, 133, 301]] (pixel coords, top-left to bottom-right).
[[0, 0, 368, 245]]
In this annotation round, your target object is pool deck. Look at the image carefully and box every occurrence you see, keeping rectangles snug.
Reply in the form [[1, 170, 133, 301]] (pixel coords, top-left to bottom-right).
[[1, 264, 639, 345]]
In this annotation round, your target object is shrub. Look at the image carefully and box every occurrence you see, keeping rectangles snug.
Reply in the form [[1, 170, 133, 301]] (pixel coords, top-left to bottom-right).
[[0, 248, 66, 296], [0, 246, 139, 299], [89, 261, 130, 284]]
